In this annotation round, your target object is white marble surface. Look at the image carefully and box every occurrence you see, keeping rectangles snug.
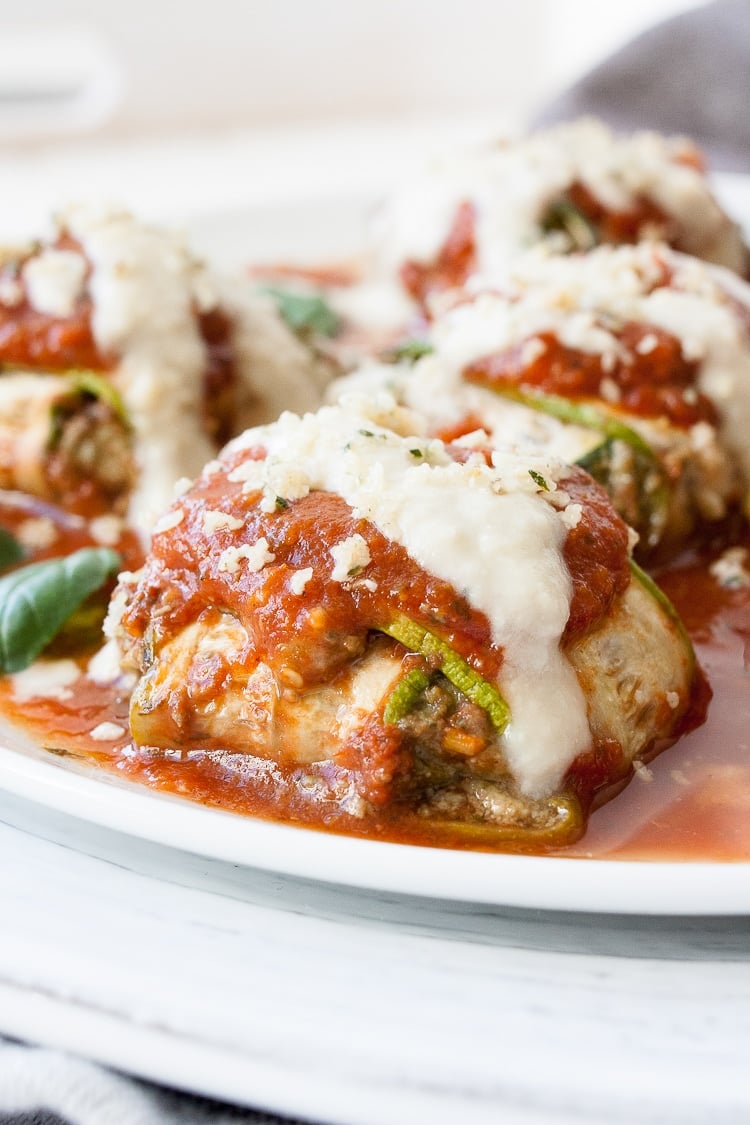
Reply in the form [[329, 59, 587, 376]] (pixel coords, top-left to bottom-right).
[[1, 789, 749, 1125]]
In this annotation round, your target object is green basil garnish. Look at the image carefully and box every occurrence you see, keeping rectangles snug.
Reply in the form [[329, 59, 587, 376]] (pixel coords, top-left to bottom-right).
[[0, 529, 24, 572], [0, 546, 120, 673], [262, 287, 340, 337]]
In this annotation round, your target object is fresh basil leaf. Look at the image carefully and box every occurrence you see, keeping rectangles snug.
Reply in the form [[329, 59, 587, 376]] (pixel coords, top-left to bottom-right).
[[0, 546, 120, 673], [262, 286, 340, 337], [0, 529, 24, 572]]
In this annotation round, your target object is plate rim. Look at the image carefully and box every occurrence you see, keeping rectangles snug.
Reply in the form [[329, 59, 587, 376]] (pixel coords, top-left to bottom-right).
[[0, 734, 748, 916]]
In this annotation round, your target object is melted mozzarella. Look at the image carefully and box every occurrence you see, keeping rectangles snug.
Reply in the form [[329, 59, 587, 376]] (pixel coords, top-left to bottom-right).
[[226, 397, 591, 797]]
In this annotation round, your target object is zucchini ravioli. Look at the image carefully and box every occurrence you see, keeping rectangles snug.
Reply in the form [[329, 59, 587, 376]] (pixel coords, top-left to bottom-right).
[[374, 118, 747, 311], [339, 242, 750, 556], [109, 398, 696, 848], [0, 207, 332, 535]]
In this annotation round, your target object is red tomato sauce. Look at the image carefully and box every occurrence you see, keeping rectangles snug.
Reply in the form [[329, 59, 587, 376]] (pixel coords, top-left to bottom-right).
[[464, 324, 716, 429]]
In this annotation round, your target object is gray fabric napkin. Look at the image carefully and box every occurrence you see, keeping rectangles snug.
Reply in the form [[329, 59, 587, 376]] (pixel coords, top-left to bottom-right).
[[0, 1038, 309, 1125], [534, 0, 750, 171]]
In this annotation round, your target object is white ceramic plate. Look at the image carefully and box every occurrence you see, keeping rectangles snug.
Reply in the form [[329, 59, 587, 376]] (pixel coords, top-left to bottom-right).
[[0, 714, 748, 916], [1, 177, 749, 917]]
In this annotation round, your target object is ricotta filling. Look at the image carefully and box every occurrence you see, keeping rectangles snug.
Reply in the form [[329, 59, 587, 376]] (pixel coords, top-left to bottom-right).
[[226, 396, 591, 798]]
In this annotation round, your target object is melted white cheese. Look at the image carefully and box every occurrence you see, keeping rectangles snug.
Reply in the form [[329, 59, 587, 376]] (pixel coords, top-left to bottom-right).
[[225, 397, 591, 797], [63, 206, 215, 537]]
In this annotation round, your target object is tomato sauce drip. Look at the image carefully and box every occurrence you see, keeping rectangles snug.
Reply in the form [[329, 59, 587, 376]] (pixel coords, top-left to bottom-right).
[[464, 323, 717, 428], [400, 201, 477, 310]]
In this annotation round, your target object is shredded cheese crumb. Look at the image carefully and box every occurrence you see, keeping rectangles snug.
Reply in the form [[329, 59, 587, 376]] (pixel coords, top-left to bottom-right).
[[153, 509, 185, 535], [290, 567, 313, 595], [16, 517, 58, 550], [559, 503, 583, 530], [632, 760, 654, 782], [89, 721, 127, 742], [218, 538, 275, 575], [202, 459, 223, 478], [330, 534, 371, 582], [89, 515, 124, 547], [710, 546, 750, 589], [203, 509, 244, 534], [636, 333, 659, 355], [173, 476, 193, 497], [666, 691, 680, 710]]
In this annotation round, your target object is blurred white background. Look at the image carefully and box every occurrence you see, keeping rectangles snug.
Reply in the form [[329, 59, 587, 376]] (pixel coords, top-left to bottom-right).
[[0, 0, 700, 138], [0, 0, 703, 233]]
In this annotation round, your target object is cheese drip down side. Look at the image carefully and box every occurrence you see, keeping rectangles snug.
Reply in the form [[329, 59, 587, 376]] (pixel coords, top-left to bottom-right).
[[64, 206, 216, 535], [225, 397, 591, 797]]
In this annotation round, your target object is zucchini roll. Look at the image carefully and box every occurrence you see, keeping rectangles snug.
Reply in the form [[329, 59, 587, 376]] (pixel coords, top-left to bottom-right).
[[109, 398, 695, 848], [336, 243, 750, 554], [0, 208, 333, 534], [373, 118, 746, 311], [0, 372, 134, 514]]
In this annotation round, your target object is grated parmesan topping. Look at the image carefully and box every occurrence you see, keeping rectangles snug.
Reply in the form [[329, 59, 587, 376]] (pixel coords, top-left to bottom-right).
[[290, 567, 314, 595], [330, 534, 371, 582], [225, 396, 590, 797], [218, 538, 275, 575], [153, 509, 185, 535], [203, 509, 245, 534], [89, 721, 126, 741]]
